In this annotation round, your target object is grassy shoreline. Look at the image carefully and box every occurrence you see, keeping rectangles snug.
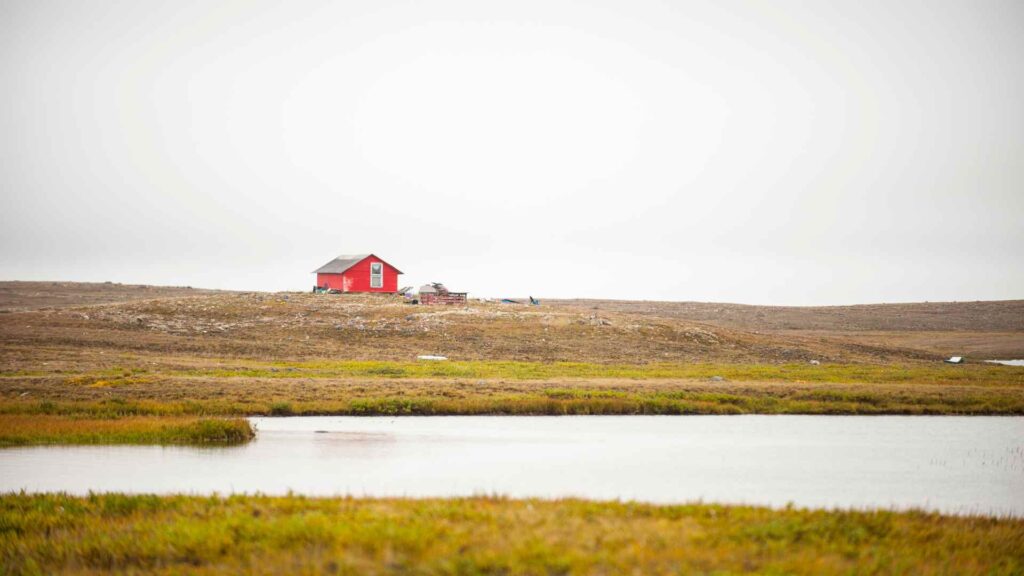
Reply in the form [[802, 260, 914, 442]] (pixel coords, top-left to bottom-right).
[[2, 493, 1022, 575], [2, 361, 1022, 439], [4, 376, 1024, 417], [3, 390, 1023, 418], [7, 358, 1023, 385], [0, 415, 254, 447], [3, 359, 1023, 417]]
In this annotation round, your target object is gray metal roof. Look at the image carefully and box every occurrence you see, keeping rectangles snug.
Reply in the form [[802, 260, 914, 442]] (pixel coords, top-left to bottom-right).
[[312, 254, 370, 274], [312, 254, 403, 274]]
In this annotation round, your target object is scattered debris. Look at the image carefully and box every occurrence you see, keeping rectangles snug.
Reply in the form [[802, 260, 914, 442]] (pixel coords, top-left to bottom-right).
[[419, 283, 467, 305], [945, 356, 964, 364], [417, 355, 448, 361], [675, 326, 719, 344]]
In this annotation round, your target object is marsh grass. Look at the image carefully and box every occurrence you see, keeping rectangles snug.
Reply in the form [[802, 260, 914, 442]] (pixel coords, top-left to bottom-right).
[[9, 360, 1018, 387], [174, 360, 1024, 386], [2, 387, 1022, 418], [0, 415, 254, 446], [4, 357, 1023, 417], [4, 365, 1024, 417], [1, 493, 1022, 575]]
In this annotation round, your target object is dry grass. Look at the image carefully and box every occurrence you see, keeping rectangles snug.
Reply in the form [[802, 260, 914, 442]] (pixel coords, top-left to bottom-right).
[[0, 415, 253, 446], [0, 289, 946, 364], [36, 357, 1023, 384], [548, 298, 1024, 360], [1, 284, 1022, 420], [3, 347, 1023, 416], [0, 281, 221, 312], [2, 347, 1023, 417], [549, 298, 1024, 332], [2, 284, 1022, 572], [2, 494, 1022, 575], [3, 366, 1023, 416]]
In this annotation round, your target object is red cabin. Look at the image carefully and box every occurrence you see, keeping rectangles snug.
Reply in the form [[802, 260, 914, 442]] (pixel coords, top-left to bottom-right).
[[312, 254, 403, 293]]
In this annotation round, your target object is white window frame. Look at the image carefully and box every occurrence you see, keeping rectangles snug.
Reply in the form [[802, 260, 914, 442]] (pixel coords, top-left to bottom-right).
[[370, 262, 383, 288]]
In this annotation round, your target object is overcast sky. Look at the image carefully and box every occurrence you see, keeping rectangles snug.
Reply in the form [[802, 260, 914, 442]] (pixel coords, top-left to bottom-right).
[[1, 0, 1021, 304]]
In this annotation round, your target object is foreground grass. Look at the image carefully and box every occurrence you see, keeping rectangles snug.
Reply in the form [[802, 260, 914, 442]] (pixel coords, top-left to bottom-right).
[[0, 415, 254, 447], [1, 494, 1022, 575]]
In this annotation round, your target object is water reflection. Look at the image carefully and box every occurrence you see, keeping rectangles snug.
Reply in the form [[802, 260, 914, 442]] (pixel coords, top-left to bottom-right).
[[2, 415, 1022, 516]]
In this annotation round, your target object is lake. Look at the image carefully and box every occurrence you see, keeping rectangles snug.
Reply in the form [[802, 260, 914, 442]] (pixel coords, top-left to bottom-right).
[[2, 416, 1022, 516]]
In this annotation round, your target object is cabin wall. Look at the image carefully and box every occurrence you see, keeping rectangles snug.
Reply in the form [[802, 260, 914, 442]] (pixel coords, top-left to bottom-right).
[[316, 273, 344, 290], [316, 256, 399, 293]]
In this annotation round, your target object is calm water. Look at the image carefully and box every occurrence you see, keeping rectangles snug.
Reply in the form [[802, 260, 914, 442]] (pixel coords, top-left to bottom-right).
[[2, 416, 1022, 516]]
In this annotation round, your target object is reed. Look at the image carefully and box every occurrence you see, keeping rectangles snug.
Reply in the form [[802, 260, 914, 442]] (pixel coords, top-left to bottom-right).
[[3, 372, 1023, 417], [156, 360, 1024, 386], [0, 415, 254, 446]]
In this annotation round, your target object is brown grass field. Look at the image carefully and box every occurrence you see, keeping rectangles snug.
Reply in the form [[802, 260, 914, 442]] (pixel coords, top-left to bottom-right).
[[1, 282, 1023, 427], [548, 298, 1024, 359], [4, 282, 1021, 364]]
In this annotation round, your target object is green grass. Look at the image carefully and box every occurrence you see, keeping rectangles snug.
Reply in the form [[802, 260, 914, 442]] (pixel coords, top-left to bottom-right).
[[4, 378, 1023, 418], [165, 360, 1024, 385], [0, 415, 254, 447], [1, 494, 1021, 575], [5, 361, 1023, 417]]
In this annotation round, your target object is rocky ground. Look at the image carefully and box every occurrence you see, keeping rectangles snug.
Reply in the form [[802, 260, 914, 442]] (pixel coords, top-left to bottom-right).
[[0, 282, 962, 364], [2, 282, 1021, 417], [547, 298, 1024, 332], [549, 298, 1024, 360], [0, 281, 221, 311]]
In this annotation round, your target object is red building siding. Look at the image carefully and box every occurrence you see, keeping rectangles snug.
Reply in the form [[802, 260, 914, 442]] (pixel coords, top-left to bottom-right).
[[316, 255, 400, 293]]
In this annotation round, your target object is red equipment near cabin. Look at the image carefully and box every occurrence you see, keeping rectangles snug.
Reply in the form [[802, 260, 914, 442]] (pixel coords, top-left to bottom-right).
[[312, 254, 403, 293]]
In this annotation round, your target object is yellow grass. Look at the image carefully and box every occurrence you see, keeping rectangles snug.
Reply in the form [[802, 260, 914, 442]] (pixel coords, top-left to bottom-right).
[[2, 494, 1022, 575], [0, 415, 253, 446], [1, 345, 1022, 417]]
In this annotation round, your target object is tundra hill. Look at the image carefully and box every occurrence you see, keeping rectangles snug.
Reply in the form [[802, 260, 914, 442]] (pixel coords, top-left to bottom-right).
[[0, 281, 221, 312], [2, 283, 1023, 418], [549, 299, 1024, 360], [546, 298, 1024, 332], [0, 282, 936, 365]]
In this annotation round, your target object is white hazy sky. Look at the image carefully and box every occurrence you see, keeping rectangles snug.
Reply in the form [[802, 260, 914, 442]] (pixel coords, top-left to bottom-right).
[[1, 0, 1022, 304]]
